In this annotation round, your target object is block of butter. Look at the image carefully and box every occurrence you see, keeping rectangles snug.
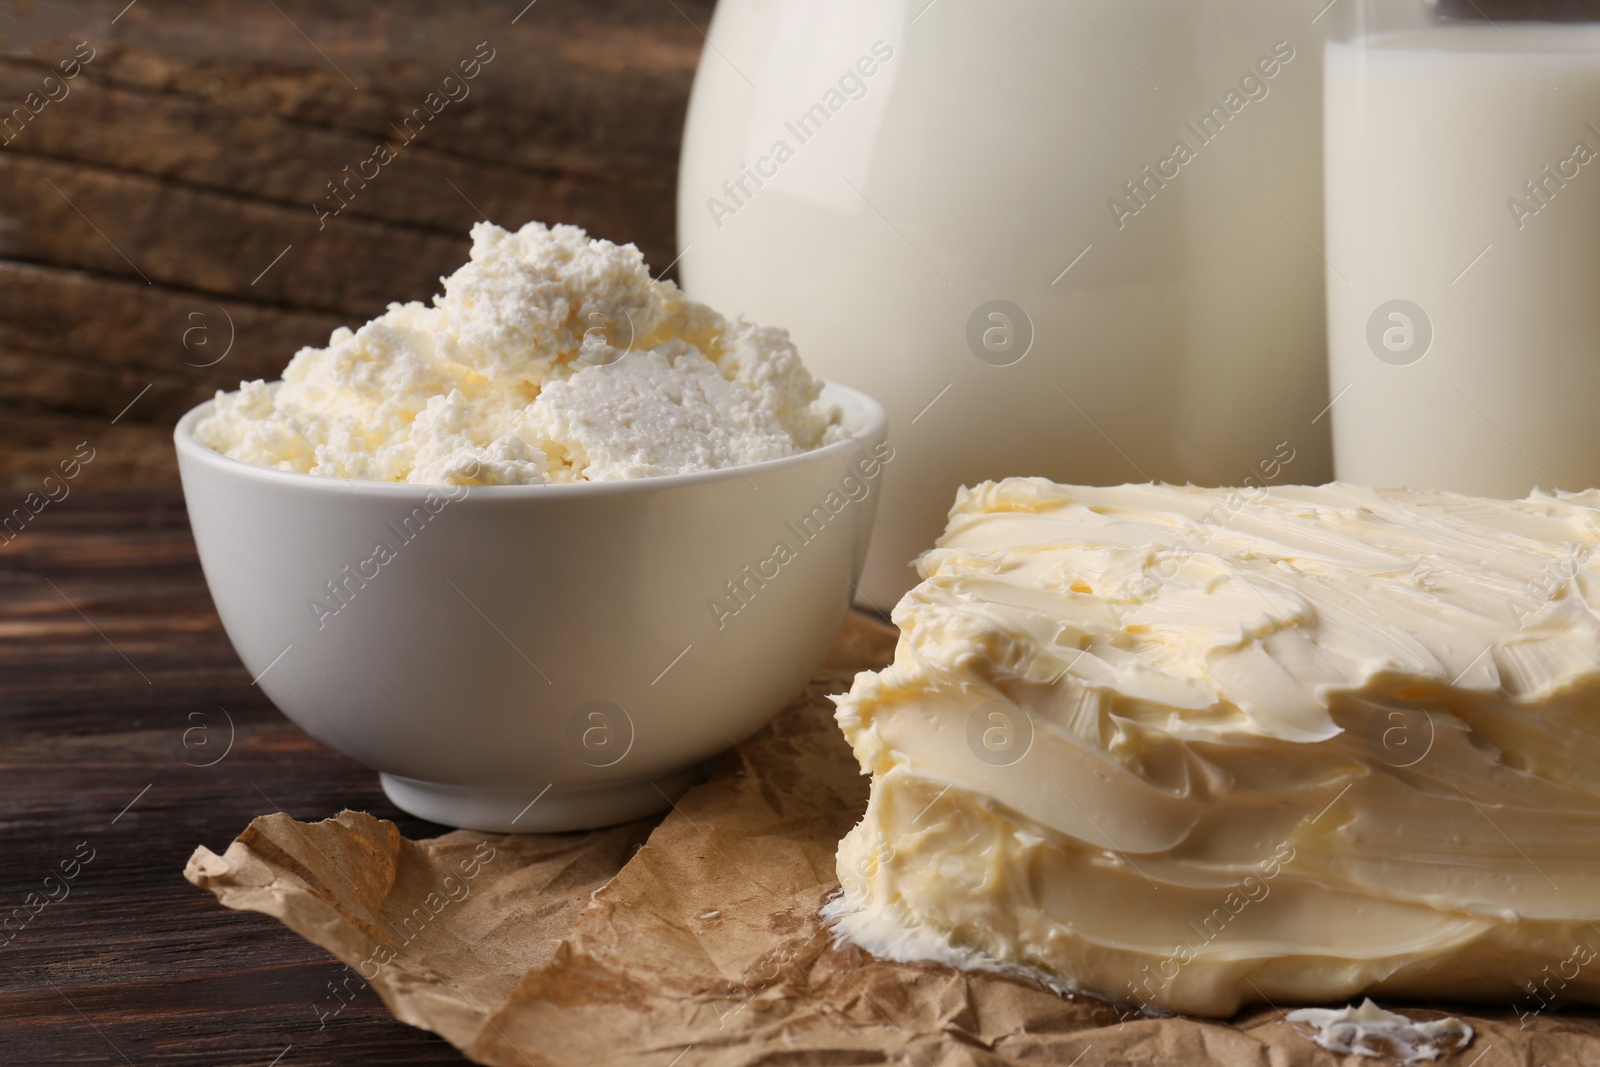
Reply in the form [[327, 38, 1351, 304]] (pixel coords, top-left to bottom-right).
[[827, 479, 1600, 1017]]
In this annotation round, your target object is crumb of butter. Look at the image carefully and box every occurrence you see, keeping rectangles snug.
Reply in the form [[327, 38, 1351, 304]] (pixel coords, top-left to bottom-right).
[[1287, 1000, 1472, 1063], [196, 221, 843, 484]]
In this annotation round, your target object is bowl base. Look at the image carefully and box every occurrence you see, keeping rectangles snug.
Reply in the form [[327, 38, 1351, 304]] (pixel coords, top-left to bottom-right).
[[379, 768, 700, 832]]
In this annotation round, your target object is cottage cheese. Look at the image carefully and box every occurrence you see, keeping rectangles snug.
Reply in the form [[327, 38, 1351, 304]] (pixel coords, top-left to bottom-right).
[[196, 221, 842, 484]]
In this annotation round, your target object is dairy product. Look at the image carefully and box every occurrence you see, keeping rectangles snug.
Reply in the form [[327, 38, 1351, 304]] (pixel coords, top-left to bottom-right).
[[827, 479, 1600, 1017], [1325, 25, 1600, 494], [196, 221, 841, 484], [680, 0, 1333, 607], [1287, 1000, 1471, 1063]]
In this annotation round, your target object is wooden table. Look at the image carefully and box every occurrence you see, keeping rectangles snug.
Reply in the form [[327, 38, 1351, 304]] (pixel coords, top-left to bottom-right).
[[2, 490, 477, 1064], [0, 6, 710, 1057]]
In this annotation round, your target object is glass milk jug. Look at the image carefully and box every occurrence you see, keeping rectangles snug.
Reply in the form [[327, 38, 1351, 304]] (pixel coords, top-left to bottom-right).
[[679, 0, 1333, 604]]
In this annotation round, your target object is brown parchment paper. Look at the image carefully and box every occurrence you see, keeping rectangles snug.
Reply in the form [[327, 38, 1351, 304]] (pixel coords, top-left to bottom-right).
[[186, 612, 1600, 1066]]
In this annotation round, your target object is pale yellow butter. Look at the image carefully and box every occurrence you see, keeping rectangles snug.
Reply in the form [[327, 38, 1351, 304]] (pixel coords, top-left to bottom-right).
[[828, 479, 1600, 1017]]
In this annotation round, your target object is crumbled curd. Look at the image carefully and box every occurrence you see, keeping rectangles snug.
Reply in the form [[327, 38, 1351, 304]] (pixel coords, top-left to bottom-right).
[[197, 221, 841, 484]]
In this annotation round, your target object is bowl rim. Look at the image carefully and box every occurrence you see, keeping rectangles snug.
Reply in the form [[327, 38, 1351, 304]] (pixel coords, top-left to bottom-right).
[[174, 380, 888, 499]]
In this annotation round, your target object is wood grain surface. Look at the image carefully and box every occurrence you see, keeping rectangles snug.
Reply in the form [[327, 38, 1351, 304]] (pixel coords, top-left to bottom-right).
[[0, 7, 700, 1060], [0, 489, 543, 1064], [0, 0, 709, 491]]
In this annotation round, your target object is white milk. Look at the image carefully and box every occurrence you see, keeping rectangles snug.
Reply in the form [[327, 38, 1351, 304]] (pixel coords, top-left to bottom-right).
[[1325, 25, 1600, 497], [679, 0, 1331, 605]]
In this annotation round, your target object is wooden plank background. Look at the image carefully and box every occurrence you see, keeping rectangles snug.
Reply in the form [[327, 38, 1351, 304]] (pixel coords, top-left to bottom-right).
[[0, 0, 710, 490], [0, 8, 709, 1059]]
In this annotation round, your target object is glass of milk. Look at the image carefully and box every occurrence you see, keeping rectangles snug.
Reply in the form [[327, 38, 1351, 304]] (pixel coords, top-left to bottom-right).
[[1325, 0, 1600, 496]]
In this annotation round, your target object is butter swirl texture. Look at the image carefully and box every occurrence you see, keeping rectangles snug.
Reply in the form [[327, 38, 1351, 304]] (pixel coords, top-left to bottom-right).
[[828, 480, 1600, 1016]]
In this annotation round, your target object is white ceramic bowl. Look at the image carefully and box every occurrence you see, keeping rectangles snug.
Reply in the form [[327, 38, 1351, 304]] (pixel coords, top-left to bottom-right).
[[174, 384, 887, 832]]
